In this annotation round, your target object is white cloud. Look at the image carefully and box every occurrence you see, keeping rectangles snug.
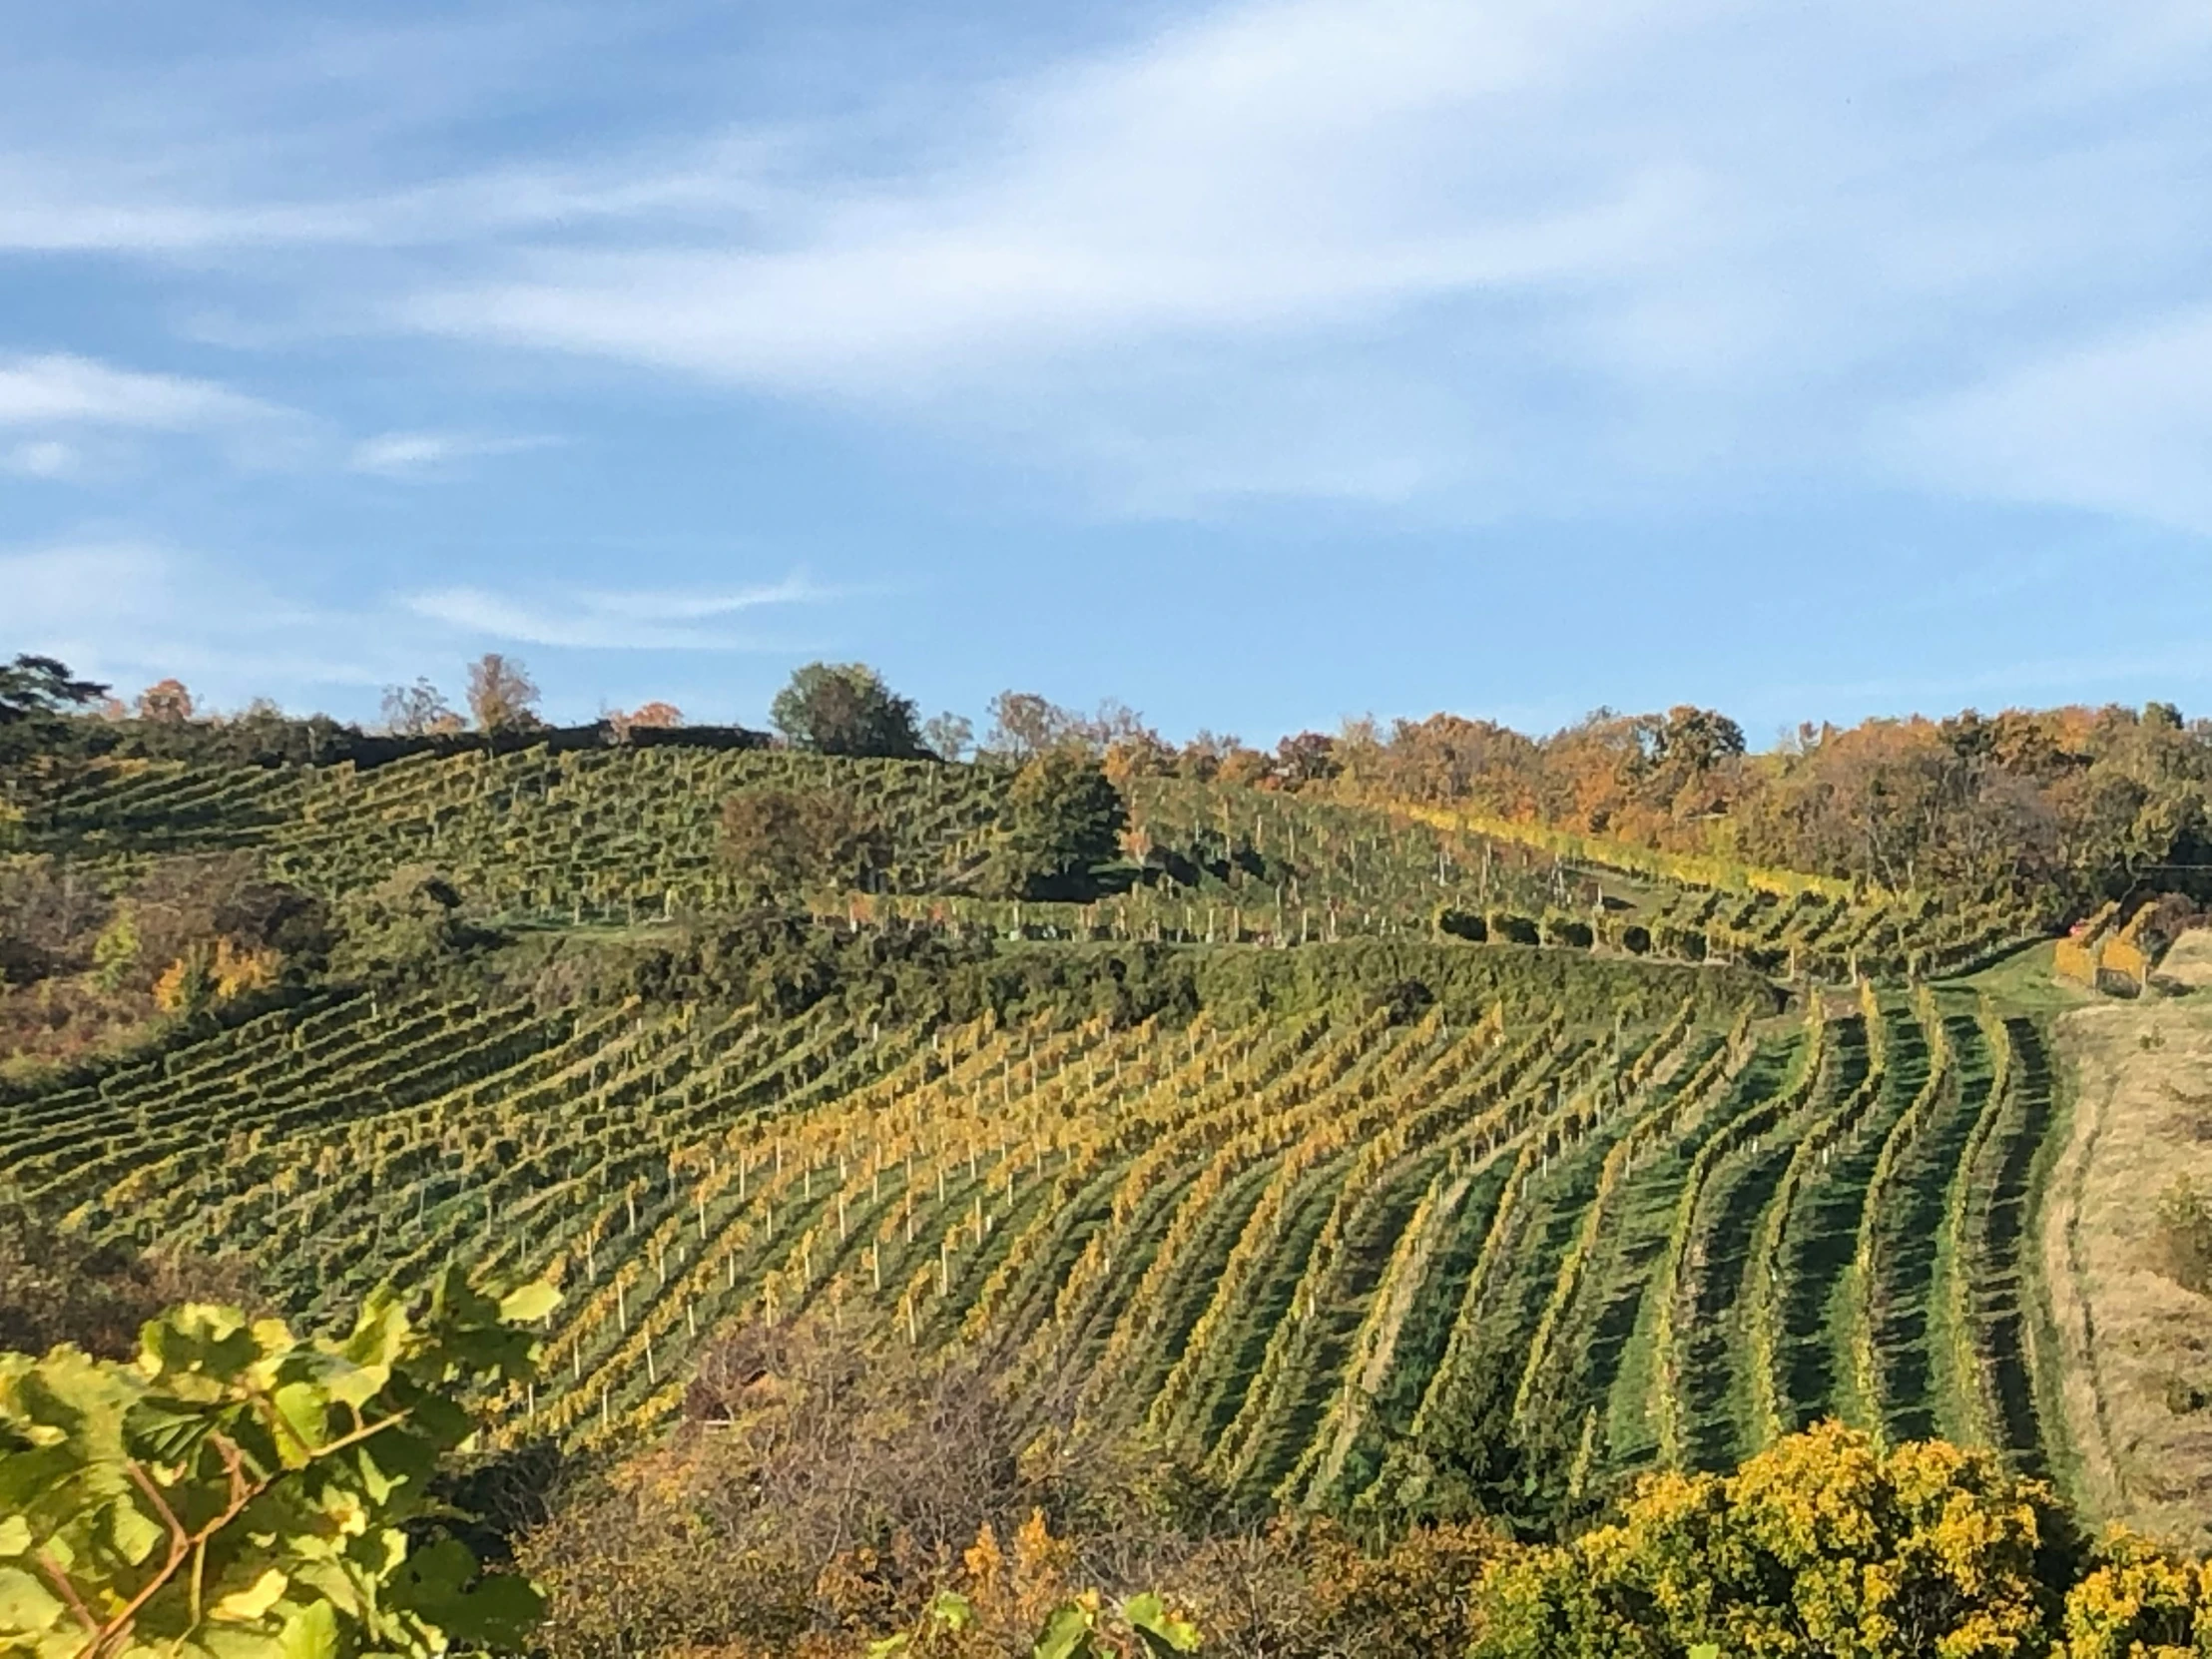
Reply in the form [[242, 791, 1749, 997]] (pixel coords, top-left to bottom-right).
[[403, 577, 828, 649], [399, 0, 1695, 396], [3, 438, 76, 476], [369, 0, 2212, 516], [0, 541, 394, 704], [1887, 304, 2212, 536], [0, 540, 843, 718], [8, 0, 2212, 524], [0, 353, 281, 430], [347, 429, 561, 477]]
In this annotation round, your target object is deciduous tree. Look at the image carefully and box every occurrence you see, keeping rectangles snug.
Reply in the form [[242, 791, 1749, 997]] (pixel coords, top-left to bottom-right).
[[380, 677, 460, 736], [466, 653, 542, 733], [610, 700, 683, 741], [771, 662, 923, 758], [135, 678, 195, 724], [720, 788, 892, 895], [923, 711, 975, 763], [992, 751, 1128, 899]]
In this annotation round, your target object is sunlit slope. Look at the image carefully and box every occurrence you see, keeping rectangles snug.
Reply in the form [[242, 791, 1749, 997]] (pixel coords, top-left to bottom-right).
[[0, 949, 2059, 1498], [19, 747, 2034, 974]]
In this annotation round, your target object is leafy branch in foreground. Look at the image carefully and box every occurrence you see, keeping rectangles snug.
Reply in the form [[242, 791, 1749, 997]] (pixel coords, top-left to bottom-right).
[[870, 1586, 1201, 1659], [0, 1266, 556, 1659]]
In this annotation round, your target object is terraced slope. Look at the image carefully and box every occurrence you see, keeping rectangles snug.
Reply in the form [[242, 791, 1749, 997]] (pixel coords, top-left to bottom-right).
[[16, 748, 2034, 974], [0, 968, 2067, 1499]]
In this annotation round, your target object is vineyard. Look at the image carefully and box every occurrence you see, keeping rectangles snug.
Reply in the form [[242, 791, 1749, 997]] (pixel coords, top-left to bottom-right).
[[0, 727, 2111, 1565], [11, 745, 2035, 977], [0, 938, 2068, 1504]]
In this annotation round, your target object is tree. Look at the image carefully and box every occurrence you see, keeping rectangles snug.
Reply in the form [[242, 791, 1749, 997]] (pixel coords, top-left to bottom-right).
[[1177, 731, 1269, 784], [0, 653, 107, 765], [719, 789, 891, 895], [992, 751, 1128, 899], [0, 1202, 260, 1361], [770, 662, 923, 758], [332, 865, 476, 974], [922, 711, 974, 763], [466, 653, 542, 734], [135, 678, 196, 724], [1101, 728, 1177, 787], [380, 678, 459, 737], [609, 701, 683, 742], [0, 654, 107, 729], [1274, 732, 1341, 790], [983, 692, 1072, 764], [0, 1271, 552, 1659]]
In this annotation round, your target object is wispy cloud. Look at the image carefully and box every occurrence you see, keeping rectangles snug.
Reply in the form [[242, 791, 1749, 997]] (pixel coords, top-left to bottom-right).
[[2, 438, 76, 477], [347, 429, 562, 477], [1888, 303, 2212, 537], [0, 353, 281, 429], [8, 0, 2212, 534], [1, 539, 836, 715], [0, 540, 396, 705], [403, 576, 830, 649], [365, 0, 2212, 517], [396, 0, 1693, 396]]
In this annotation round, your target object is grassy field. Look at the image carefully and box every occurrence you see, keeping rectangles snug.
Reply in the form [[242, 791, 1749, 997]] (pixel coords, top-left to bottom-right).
[[2037, 931, 2212, 1549]]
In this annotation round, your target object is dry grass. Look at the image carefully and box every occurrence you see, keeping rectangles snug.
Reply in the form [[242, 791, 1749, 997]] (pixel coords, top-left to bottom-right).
[[2044, 930, 2212, 1550]]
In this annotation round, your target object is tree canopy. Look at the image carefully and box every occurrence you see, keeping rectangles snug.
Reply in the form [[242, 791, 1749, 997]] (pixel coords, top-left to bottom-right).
[[992, 751, 1128, 899], [719, 787, 891, 896], [770, 662, 924, 759], [466, 653, 543, 734], [0, 654, 108, 766]]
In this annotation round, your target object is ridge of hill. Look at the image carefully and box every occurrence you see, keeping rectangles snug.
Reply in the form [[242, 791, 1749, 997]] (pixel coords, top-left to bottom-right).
[[14, 744, 2038, 979]]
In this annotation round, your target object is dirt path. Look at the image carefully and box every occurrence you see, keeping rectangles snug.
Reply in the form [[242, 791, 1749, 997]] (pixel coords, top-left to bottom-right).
[[2043, 931, 2212, 1550]]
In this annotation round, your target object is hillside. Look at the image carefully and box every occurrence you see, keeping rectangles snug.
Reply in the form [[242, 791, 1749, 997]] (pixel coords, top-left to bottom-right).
[[2038, 931, 2212, 1551], [0, 738, 2077, 1463], [15, 745, 2034, 975], [9, 704, 2212, 1655]]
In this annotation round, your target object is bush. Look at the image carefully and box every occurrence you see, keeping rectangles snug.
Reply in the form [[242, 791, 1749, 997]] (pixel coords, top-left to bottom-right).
[[1487, 912, 1540, 947], [719, 787, 890, 896], [1434, 907, 1487, 942], [1368, 978, 1435, 1024], [1468, 1421, 2070, 1658], [1541, 914, 1593, 950], [522, 1314, 1199, 1659], [2154, 1177, 2212, 1295]]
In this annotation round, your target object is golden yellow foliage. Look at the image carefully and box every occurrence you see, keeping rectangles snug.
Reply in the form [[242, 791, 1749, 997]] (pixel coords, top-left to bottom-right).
[[1471, 1421, 2057, 1658], [2056, 1529, 2212, 1657], [212, 936, 278, 999]]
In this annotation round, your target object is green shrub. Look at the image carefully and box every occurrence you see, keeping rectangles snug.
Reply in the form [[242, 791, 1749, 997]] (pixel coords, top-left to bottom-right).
[[1433, 906, 1487, 942], [2154, 1177, 2212, 1294]]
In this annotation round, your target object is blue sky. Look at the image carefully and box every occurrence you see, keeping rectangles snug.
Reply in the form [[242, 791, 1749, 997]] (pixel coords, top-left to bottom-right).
[[4, 0, 2210, 746]]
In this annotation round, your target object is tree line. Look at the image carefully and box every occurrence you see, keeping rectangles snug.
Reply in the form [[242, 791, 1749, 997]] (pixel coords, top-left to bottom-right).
[[11, 647, 2212, 918]]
